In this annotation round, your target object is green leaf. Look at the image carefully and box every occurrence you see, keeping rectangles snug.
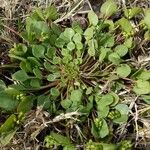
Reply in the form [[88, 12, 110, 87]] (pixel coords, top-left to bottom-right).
[[55, 37, 66, 48], [108, 52, 121, 64], [88, 39, 96, 57], [116, 64, 131, 78], [0, 80, 6, 91], [124, 37, 133, 48], [100, 143, 116, 150], [86, 87, 93, 95], [104, 20, 115, 30], [110, 92, 119, 107], [91, 121, 99, 138], [30, 78, 41, 88], [61, 99, 72, 109], [27, 57, 41, 67], [100, 0, 117, 17], [17, 96, 33, 113], [47, 74, 56, 81], [32, 45, 45, 58], [0, 130, 17, 146], [144, 9, 150, 29], [113, 104, 129, 124], [29, 20, 50, 36], [84, 27, 94, 40], [99, 119, 109, 138], [72, 22, 83, 34], [73, 33, 82, 44], [144, 30, 150, 40], [12, 70, 29, 82], [45, 5, 58, 20], [124, 7, 142, 19], [0, 114, 16, 134], [142, 95, 150, 104], [137, 70, 150, 80], [98, 94, 114, 107], [97, 94, 114, 118], [99, 47, 110, 62], [10, 43, 27, 56], [88, 11, 98, 26], [50, 88, 60, 97], [117, 17, 133, 34], [67, 42, 75, 51], [70, 89, 82, 102], [63, 28, 75, 41], [37, 95, 51, 110], [50, 132, 76, 149], [133, 80, 150, 95], [33, 68, 42, 79], [98, 106, 110, 118], [100, 34, 115, 48], [115, 45, 128, 57], [46, 47, 56, 59]]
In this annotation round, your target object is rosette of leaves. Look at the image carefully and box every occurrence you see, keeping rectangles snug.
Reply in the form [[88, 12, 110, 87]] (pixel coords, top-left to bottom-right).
[[8, 2, 133, 113], [2, 0, 149, 148]]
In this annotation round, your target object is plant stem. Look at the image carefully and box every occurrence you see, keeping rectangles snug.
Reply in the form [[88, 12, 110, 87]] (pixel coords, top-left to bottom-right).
[[0, 64, 18, 69]]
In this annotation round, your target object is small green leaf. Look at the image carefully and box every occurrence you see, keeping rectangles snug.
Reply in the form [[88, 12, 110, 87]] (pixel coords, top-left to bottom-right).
[[144, 31, 150, 40], [115, 45, 128, 57], [70, 89, 82, 102], [0, 114, 16, 134], [73, 33, 82, 44], [117, 18, 133, 34], [84, 27, 94, 40], [50, 88, 60, 97], [98, 106, 110, 118], [47, 74, 57, 81], [30, 78, 41, 88], [142, 95, 150, 104], [88, 11, 98, 26], [37, 95, 51, 110], [32, 45, 45, 58], [10, 43, 27, 56], [100, 0, 117, 17], [124, 7, 142, 19], [12, 70, 29, 82], [99, 119, 109, 138], [17, 97, 33, 113], [98, 94, 114, 107], [86, 87, 93, 95], [46, 47, 56, 59], [50, 132, 75, 148], [0, 80, 6, 91], [99, 47, 110, 62], [113, 104, 129, 124], [63, 28, 75, 41], [137, 70, 150, 80], [108, 52, 121, 64], [124, 37, 133, 48], [116, 64, 131, 78], [133, 80, 150, 95], [110, 92, 119, 106], [33, 68, 42, 79], [88, 39, 96, 57], [45, 5, 58, 20], [61, 99, 72, 109], [0, 130, 17, 146], [72, 22, 83, 34], [67, 42, 75, 51], [144, 9, 150, 29]]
